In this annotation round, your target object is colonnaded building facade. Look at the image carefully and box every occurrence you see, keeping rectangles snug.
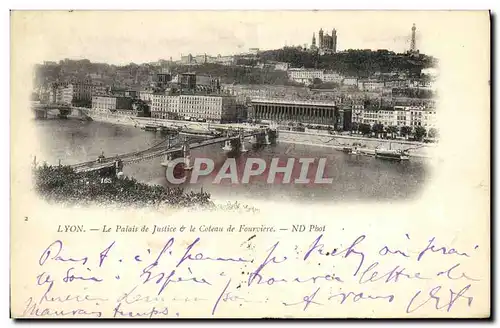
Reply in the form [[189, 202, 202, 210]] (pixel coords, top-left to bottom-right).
[[249, 98, 339, 126]]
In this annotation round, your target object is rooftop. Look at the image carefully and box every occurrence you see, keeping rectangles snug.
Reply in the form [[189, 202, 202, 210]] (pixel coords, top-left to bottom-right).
[[151, 93, 234, 98], [251, 98, 336, 107], [287, 68, 324, 72]]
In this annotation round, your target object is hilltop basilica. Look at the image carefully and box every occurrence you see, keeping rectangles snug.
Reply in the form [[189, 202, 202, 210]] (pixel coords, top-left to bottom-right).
[[310, 28, 337, 55]]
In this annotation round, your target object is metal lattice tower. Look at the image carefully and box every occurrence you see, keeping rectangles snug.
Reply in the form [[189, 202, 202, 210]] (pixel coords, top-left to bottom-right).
[[410, 23, 416, 52]]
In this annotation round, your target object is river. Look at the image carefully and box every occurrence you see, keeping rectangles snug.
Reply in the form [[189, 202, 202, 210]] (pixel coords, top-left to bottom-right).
[[33, 119, 431, 203]]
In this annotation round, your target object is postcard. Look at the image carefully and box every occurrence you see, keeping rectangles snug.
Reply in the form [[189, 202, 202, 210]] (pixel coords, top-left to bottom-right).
[[10, 10, 490, 318]]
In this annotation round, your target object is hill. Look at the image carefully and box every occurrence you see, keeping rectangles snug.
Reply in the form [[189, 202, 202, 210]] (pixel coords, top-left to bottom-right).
[[258, 47, 438, 77], [33, 48, 438, 89], [172, 63, 297, 86]]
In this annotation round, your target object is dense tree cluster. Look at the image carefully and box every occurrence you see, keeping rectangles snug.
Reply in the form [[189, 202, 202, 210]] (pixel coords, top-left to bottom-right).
[[351, 123, 436, 142], [173, 64, 295, 86], [392, 88, 434, 99], [33, 164, 214, 209], [259, 48, 438, 78], [33, 164, 259, 212], [33, 59, 160, 89]]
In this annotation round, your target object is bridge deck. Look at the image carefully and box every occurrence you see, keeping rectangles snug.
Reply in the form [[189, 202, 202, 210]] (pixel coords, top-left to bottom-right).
[[71, 132, 262, 173]]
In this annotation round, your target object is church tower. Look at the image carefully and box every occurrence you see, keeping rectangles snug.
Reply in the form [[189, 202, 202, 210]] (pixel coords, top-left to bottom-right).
[[312, 32, 316, 48], [318, 28, 324, 48], [332, 28, 337, 53]]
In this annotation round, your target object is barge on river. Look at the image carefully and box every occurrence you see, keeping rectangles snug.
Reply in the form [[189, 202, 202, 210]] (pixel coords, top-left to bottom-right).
[[375, 149, 410, 161]]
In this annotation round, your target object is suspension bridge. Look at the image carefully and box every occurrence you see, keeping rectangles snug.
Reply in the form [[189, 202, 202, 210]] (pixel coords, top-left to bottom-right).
[[69, 128, 275, 173]]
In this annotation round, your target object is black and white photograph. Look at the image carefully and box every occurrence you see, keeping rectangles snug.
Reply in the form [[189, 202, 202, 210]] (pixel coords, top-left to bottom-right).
[[29, 13, 438, 208], [9, 10, 490, 319]]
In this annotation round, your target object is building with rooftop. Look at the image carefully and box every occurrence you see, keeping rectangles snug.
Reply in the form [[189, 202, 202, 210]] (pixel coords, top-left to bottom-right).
[[249, 98, 337, 125], [49, 80, 107, 105], [92, 95, 133, 112], [288, 68, 325, 84], [274, 62, 290, 71], [150, 94, 237, 123]]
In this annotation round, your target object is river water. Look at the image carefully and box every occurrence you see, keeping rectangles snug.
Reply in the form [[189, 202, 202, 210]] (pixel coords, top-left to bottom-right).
[[33, 119, 430, 203]]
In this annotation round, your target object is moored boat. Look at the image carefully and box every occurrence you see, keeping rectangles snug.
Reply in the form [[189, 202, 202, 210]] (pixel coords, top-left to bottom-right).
[[341, 146, 359, 155], [375, 149, 410, 161], [342, 147, 353, 153], [143, 125, 158, 132], [158, 126, 180, 135], [179, 128, 212, 136]]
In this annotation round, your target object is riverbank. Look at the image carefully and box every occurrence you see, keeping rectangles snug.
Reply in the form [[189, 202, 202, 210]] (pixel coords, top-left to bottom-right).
[[83, 110, 435, 158], [278, 130, 435, 158]]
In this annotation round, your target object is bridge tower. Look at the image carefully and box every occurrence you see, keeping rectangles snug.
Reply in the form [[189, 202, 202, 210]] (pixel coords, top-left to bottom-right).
[[182, 141, 193, 170], [260, 129, 271, 145], [162, 152, 180, 167], [267, 127, 278, 144], [222, 130, 233, 152], [114, 158, 124, 179], [161, 136, 191, 170], [249, 128, 275, 146], [222, 139, 233, 152], [239, 129, 248, 153]]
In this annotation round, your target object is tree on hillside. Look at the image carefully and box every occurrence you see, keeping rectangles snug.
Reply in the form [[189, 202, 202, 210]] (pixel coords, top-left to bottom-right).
[[260, 48, 436, 77]]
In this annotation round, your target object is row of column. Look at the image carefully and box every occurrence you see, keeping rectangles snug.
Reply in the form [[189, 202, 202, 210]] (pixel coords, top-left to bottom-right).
[[253, 104, 336, 124]]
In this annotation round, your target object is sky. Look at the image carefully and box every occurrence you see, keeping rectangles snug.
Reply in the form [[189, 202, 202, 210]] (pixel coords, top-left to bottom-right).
[[11, 11, 473, 65]]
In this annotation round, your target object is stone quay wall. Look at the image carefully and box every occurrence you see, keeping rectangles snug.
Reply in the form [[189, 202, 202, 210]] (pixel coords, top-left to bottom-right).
[[277, 130, 436, 158]]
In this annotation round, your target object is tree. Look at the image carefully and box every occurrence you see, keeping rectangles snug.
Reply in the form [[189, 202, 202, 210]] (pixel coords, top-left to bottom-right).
[[387, 126, 399, 139], [428, 128, 439, 139], [359, 123, 371, 135], [400, 126, 412, 139], [351, 122, 359, 133], [414, 126, 427, 141], [372, 123, 385, 137], [258, 48, 437, 77], [132, 99, 151, 117], [32, 164, 214, 208], [311, 82, 340, 89]]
